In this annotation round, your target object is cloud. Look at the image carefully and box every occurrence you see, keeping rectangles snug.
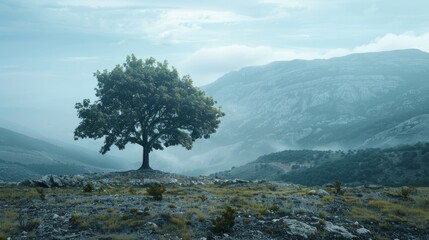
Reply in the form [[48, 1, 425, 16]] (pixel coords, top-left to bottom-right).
[[140, 9, 253, 43], [181, 32, 429, 86], [111, 40, 126, 46], [59, 56, 101, 62], [52, 0, 146, 9], [180, 45, 327, 86], [352, 32, 429, 53], [22, 2, 254, 44], [0, 65, 19, 69]]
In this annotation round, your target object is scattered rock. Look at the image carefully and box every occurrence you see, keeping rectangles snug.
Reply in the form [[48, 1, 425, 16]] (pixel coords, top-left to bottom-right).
[[18, 175, 85, 188], [143, 178, 160, 185], [145, 222, 158, 229], [317, 189, 330, 196], [283, 218, 317, 238], [324, 221, 356, 239], [308, 190, 317, 195], [366, 184, 383, 190], [356, 227, 370, 235]]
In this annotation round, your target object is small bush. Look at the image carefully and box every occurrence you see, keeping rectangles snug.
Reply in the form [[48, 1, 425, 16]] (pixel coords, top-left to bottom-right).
[[17, 213, 41, 231], [146, 184, 166, 201], [128, 187, 137, 195], [122, 213, 131, 220], [268, 205, 280, 212], [83, 182, 94, 193], [70, 214, 86, 229], [400, 187, 415, 199], [334, 180, 342, 195], [198, 195, 208, 202], [211, 206, 236, 234], [35, 188, 46, 201]]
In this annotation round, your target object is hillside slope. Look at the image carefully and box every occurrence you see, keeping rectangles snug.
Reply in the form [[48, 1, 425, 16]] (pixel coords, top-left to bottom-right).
[[213, 142, 429, 186], [0, 127, 125, 181], [159, 49, 429, 175]]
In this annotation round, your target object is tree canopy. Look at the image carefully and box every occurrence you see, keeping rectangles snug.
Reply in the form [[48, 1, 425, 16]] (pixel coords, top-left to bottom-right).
[[74, 55, 225, 169]]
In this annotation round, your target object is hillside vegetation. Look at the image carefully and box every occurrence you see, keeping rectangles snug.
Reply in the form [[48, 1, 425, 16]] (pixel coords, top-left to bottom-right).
[[0, 128, 124, 181], [1, 170, 428, 239], [214, 143, 429, 186], [165, 49, 429, 175]]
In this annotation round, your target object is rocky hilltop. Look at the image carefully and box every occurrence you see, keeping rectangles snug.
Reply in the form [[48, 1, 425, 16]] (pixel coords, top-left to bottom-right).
[[162, 49, 429, 175], [0, 170, 428, 239]]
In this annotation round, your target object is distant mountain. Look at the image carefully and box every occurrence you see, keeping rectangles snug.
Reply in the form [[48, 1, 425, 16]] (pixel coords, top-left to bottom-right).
[[164, 49, 429, 175], [213, 142, 429, 186], [0, 127, 125, 181]]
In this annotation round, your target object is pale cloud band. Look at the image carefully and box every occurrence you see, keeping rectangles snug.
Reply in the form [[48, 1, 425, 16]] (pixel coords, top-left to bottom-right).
[[182, 32, 429, 86]]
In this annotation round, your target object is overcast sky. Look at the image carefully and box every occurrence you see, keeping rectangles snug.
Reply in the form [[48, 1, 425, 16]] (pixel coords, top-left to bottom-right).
[[1, 0, 429, 162]]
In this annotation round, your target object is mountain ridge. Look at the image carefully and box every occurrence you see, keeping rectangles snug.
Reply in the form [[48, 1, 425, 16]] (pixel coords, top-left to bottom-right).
[[0, 127, 125, 181], [157, 49, 429, 175]]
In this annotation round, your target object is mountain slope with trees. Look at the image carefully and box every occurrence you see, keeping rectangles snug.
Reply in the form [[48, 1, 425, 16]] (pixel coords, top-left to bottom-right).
[[213, 142, 429, 186], [162, 49, 429, 175]]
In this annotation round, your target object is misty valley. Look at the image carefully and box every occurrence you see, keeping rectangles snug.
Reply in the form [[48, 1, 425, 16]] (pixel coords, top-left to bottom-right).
[[1, 49, 429, 239]]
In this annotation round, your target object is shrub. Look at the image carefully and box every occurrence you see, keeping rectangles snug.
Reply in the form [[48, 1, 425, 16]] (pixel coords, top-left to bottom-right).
[[35, 188, 46, 201], [83, 182, 94, 193], [146, 184, 166, 200], [334, 180, 342, 194], [211, 206, 236, 234], [198, 195, 208, 202], [128, 187, 137, 195], [268, 205, 280, 212], [70, 214, 85, 228], [17, 213, 41, 231], [400, 187, 415, 199]]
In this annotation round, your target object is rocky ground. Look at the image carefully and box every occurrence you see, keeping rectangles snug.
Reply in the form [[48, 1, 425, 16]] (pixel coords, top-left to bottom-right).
[[0, 170, 428, 240]]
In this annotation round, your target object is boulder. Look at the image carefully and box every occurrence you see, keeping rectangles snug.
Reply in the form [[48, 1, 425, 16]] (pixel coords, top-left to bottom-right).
[[356, 227, 370, 235], [324, 221, 355, 238], [143, 178, 160, 185], [317, 189, 330, 196], [365, 184, 383, 190], [283, 218, 317, 238], [308, 190, 317, 195]]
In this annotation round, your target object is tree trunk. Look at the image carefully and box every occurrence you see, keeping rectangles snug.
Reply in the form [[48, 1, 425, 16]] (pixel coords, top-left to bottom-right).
[[139, 146, 151, 170]]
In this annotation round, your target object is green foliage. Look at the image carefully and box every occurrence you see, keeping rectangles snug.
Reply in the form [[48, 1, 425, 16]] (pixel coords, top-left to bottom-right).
[[35, 188, 46, 201], [128, 187, 137, 195], [334, 180, 343, 195], [211, 206, 236, 234], [256, 149, 331, 164], [70, 214, 88, 229], [17, 213, 41, 231], [146, 184, 166, 200], [74, 55, 224, 169], [83, 182, 94, 193], [280, 142, 429, 186], [197, 195, 208, 202], [400, 187, 415, 199]]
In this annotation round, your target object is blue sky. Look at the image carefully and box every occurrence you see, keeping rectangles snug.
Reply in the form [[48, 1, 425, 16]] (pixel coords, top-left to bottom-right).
[[1, 0, 429, 164]]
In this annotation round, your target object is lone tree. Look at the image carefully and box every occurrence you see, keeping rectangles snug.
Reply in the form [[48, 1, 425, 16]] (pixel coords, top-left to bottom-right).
[[74, 55, 224, 170]]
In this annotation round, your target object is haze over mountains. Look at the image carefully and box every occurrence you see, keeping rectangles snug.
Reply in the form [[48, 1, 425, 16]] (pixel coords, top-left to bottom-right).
[[1, 49, 429, 178], [157, 49, 429, 175], [0, 127, 125, 181]]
